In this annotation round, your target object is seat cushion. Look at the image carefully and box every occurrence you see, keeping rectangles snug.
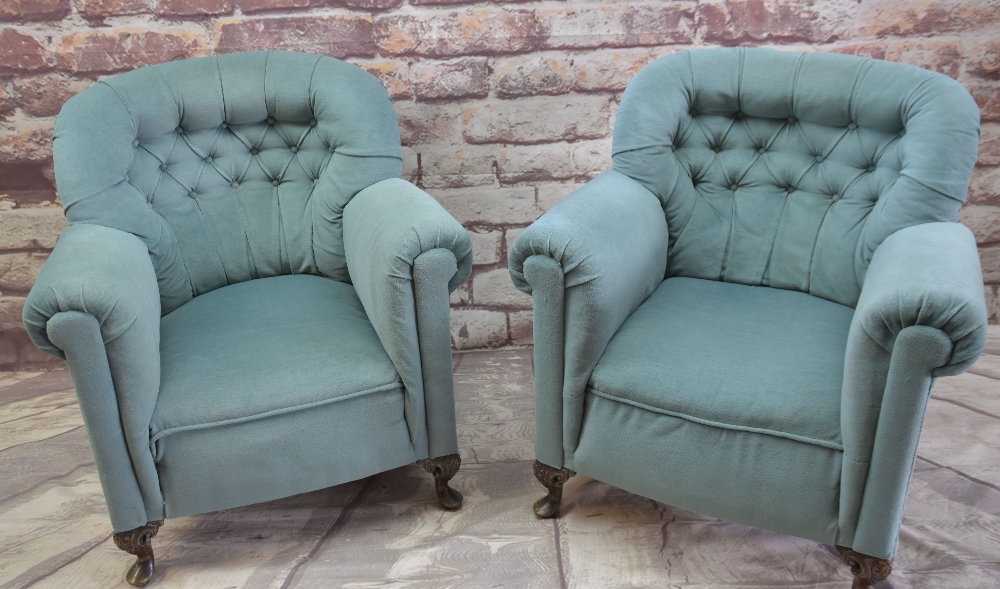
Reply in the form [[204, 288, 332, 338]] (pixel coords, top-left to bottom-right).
[[152, 274, 402, 441], [589, 276, 855, 449]]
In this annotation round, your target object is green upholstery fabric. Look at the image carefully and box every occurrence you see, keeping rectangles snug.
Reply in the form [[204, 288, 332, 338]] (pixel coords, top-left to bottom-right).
[[591, 277, 853, 450], [511, 47, 987, 562], [23, 51, 470, 532]]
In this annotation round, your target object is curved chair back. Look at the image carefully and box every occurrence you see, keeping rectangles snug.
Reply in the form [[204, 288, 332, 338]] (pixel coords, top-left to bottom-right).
[[53, 50, 402, 313], [612, 47, 980, 306]]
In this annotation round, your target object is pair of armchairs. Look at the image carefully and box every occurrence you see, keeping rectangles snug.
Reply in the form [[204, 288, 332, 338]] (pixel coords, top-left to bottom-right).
[[24, 48, 986, 589]]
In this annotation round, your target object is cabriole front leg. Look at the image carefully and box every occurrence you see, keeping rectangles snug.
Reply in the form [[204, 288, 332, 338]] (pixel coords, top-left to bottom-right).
[[112, 520, 163, 586], [418, 454, 463, 510], [836, 546, 892, 589], [532, 460, 575, 519]]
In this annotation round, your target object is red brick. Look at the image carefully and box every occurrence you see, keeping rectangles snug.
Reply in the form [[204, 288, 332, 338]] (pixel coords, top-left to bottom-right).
[[496, 143, 575, 183], [408, 144, 496, 189], [885, 40, 963, 79], [216, 16, 375, 58], [349, 59, 411, 99], [700, 0, 851, 44], [239, 0, 310, 13], [0, 119, 54, 162], [969, 82, 1000, 122], [0, 0, 68, 21], [395, 102, 464, 145], [861, 0, 1000, 37], [463, 95, 610, 145], [413, 57, 489, 100], [538, 4, 696, 49], [340, 0, 400, 8], [960, 204, 1000, 245], [968, 40, 1000, 80], [0, 84, 13, 116], [57, 28, 209, 73], [157, 0, 232, 16], [76, 0, 151, 18], [375, 9, 538, 57], [0, 29, 52, 72], [14, 74, 91, 117], [574, 48, 653, 92], [978, 123, 1000, 167], [827, 42, 888, 60], [969, 165, 1000, 206], [980, 243, 1000, 283], [494, 53, 571, 98]]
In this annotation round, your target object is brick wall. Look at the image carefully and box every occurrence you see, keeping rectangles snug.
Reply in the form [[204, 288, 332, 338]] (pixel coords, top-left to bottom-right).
[[1, 0, 999, 367]]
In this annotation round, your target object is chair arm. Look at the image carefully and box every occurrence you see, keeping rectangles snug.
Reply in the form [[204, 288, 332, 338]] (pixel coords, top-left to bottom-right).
[[343, 178, 472, 458], [21, 222, 163, 530], [508, 170, 669, 468]]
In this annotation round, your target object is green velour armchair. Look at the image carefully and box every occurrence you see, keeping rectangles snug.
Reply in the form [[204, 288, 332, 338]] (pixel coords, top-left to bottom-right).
[[510, 47, 987, 588], [22, 51, 472, 586]]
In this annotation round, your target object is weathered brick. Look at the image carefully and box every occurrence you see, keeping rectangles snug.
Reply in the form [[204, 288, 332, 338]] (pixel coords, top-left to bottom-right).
[[376, 9, 539, 57], [428, 185, 537, 225], [574, 47, 652, 92], [350, 59, 412, 99], [57, 28, 209, 73], [239, 0, 310, 13], [469, 229, 502, 266], [411, 144, 496, 189], [341, 0, 401, 8], [0, 29, 52, 72], [885, 40, 963, 79], [0, 84, 12, 116], [463, 95, 610, 145], [861, 0, 1000, 37], [969, 82, 1000, 122], [450, 281, 470, 305], [968, 40, 1000, 79], [979, 123, 1000, 167], [0, 252, 47, 293], [700, 0, 852, 44], [826, 42, 888, 61], [0, 207, 66, 249], [413, 57, 489, 100], [535, 181, 584, 212], [76, 0, 152, 18], [960, 205, 1000, 245], [571, 137, 612, 178], [496, 143, 575, 183], [508, 310, 532, 346], [985, 284, 1000, 323], [539, 3, 696, 49], [969, 165, 1000, 206], [0, 296, 25, 329], [494, 53, 572, 98], [394, 102, 464, 145], [14, 74, 91, 117], [473, 268, 532, 307], [401, 146, 419, 182], [0, 119, 54, 162], [216, 16, 375, 58], [504, 227, 525, 264], [0, 0, 68, 21], [158, 0, 232, 16], [981, 243, 1000, 283], [451, 309, 507, 350]]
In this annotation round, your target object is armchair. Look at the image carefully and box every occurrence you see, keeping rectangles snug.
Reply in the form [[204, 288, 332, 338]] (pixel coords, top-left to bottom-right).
[[510, 48, 987, 588], [23, 51, 472, 586]]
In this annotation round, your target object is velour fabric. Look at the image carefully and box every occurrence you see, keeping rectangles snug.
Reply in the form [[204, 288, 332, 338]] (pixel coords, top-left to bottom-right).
[[52, 50, 402, 314], [613, 47, 980, 307], [512, 46, 987, 563], [24, 51, 469, 532], [22, 224, 163, 524], [510, 170, 669, 467], [590, 277, 853, 450], [574, 393, 842, 545], [158, 387, 414, 518], [344, 178, 472, 457], [153, 274, 402, 441]]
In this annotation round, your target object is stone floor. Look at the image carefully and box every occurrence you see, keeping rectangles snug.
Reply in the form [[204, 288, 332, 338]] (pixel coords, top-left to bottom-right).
[[1, 337, 999, 588]]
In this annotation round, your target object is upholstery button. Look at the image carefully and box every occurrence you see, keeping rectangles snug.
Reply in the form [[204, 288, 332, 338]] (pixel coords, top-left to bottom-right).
[[312, 178, 319, 185], [733, 111, 743, 119], [867, 165, 876, 173], [712, 145, 721, 153], [266, 116, 275, 125], [231, 181, 239, 189], [788, 116, 797, 124], [898, 129, 906, 137], [729, 184, 738, 191], [124, 174, 129, 183], [189, 190, 196, 197], [815, 155, 824, 163], [848, 122, 858, 130], [221, 122, 228, 130], [689, 108, 699, 117], [132, 139, 139, 147], [756, 147, 766, 155], [289, 146, 299, 153], [205, 156, 213, 163], [309, 118, 317, 126], [250, 147, 259, 155], [272, 179, 280, 186], [176, 126, 183, 134], [160, 164, 166, 171]]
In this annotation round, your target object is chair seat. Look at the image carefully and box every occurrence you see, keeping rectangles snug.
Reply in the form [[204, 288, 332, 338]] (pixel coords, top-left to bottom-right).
[[589, 276, 855, 449], [152, 274, 402, 442]]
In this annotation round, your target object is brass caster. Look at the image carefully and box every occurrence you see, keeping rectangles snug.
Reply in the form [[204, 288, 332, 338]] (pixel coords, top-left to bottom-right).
[[113, 521, 163, 586], [836, 545, 892, 589], [532, 460, 575, 519], [418, 453, 463, 510]]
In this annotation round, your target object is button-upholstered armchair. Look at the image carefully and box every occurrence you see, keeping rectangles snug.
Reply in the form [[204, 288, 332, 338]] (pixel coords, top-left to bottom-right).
[[509, 48, 988, 588], [22, 51, 472, 586]]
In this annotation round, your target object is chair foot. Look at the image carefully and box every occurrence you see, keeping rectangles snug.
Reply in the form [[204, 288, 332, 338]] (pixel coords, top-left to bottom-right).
[[112, 521, 163, 587], [532, 460, 575, 519], [418, 454, 463, 510], [836, 546, 892, 589]]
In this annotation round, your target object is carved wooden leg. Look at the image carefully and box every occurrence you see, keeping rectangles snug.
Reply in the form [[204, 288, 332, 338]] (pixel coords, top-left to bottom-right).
[[836, 546, 892, 589], [113, 521, 163, 587], [533, 460, 575, 519], [418, 454, 463, 510]]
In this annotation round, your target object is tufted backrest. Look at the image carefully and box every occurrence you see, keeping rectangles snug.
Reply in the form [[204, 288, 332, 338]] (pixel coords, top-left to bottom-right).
[[612, 48, 980, 307], [53, 51, 402, 314]]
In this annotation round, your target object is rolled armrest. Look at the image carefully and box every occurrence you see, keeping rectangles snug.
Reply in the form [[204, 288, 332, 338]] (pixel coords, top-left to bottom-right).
[[343, 178, 472, 457], [509, 170, 669, 467]]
